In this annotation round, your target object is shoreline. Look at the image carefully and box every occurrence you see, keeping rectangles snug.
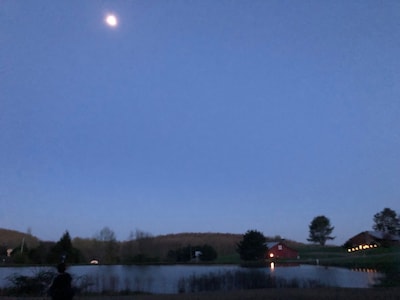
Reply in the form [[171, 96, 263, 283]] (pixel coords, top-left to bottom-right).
[[2, 288, 400, 300]]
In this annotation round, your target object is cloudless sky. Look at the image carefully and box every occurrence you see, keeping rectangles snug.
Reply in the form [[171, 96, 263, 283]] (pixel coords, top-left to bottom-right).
[[1, 1, 399, 245]]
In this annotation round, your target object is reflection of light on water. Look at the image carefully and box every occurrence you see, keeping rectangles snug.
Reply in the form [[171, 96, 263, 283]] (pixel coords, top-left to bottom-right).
[[350, 268, 382, 287], [270, 262, 275, 271], [351, 268, 378, 273]]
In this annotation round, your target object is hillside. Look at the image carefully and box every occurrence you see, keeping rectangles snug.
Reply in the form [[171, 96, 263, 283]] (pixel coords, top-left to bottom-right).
[[150, 232, 243, 256], [76, 231, 305, 262], [1, 228, 305, 263], [0, 228, 40, 249]]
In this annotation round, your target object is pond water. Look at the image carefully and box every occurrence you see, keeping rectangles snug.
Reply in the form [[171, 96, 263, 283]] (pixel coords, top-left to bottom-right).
[[0, 264, 382, 294]]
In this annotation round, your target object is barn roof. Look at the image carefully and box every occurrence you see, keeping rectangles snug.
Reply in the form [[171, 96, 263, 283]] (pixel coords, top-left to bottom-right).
[[366, 231, 400, 241], [347, 231, 400, 243], [265, 241, 298, 250], [265, 242, 279, 249]]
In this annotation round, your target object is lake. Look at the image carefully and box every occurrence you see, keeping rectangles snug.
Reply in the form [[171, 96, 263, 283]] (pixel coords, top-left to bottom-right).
[[0, 264, 382, 294]]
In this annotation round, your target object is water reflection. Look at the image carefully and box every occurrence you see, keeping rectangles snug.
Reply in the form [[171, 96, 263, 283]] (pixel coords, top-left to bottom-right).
[[270, 262, 275, 271], [0, 264, 382, 294], [351, 268, 378, 273]]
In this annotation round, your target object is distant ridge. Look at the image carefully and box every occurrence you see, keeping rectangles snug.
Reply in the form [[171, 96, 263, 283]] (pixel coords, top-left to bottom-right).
[[1, 228, 304, 253], [0, 228, 40, 248], [1, 228, 307, 262]]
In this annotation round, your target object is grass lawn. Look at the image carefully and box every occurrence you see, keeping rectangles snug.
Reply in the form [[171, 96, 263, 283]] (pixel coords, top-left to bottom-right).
[[296, 245, 400, 269], [293, 245, 400, 287]]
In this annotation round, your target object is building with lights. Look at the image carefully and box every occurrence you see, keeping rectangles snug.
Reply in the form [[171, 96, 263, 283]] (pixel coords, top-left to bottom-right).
[[345, 231, 400, 252], [265, 241, 299, 260]]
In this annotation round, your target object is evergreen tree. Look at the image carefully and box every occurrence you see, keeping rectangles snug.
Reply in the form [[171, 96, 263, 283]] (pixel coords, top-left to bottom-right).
[[236, 230, 267, 261], [49, 231, 82, 263]]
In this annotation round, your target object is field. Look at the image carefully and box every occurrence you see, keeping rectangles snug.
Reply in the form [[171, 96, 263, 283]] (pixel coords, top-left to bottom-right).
[[295, 244, 400, 269], [2, 288, 400, 300]]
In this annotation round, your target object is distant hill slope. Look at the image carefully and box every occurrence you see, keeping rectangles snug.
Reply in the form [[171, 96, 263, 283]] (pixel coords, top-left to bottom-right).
[[0, 228, 40, 249], [122, 232, 305, 258], [1, 228, 304, 259], [152, 232, 243, 256]]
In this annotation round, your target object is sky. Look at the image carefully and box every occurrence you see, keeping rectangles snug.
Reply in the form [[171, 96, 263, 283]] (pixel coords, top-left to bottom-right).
[[1, 1, 399, 246]]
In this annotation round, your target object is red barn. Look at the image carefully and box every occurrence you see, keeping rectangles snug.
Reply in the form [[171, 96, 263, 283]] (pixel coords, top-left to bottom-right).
[[265, 241, 299, 259]]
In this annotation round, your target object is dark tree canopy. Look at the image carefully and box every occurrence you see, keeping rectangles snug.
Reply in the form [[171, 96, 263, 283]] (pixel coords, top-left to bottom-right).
[[95, 227, 119, 264], [48, 231, 81, 263], [199, 244, 218, 261], [167, 244, 217, 262], [373, 208, 400, 235], [236, 230, 267, 261], [307, 215, 335, 246], [96, 227, 117, 242]]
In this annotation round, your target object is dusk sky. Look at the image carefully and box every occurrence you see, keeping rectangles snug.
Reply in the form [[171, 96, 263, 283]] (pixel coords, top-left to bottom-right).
[[1, 1, 399, 245]]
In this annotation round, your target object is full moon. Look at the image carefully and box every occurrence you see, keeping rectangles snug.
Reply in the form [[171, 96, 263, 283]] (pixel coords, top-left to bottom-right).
[[105, 14, 118, 27]]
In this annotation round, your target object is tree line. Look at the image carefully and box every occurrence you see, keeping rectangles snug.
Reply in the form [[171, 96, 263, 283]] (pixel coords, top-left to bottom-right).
[[237, 207, 400, 261], [1, 228, 220, 265], [3, 207, 399, 264], [306, 207, 400, 246]]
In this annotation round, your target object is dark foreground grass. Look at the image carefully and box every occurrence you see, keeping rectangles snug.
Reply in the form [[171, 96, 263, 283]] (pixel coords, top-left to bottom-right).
[[2, 288, 400, 300]]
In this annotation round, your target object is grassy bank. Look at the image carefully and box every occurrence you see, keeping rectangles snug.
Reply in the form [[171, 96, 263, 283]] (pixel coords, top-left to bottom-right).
[[296, 245, 400, 270], [293, 245, 400, 287]]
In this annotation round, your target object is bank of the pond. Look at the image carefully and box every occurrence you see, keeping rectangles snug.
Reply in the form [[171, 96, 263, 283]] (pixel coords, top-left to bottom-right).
[[2, 288, 400, 300]]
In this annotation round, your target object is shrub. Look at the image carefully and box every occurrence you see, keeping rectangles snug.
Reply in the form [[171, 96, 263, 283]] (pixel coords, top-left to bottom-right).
[[177, 269, 325, 293], [5, 269, 55, 296]]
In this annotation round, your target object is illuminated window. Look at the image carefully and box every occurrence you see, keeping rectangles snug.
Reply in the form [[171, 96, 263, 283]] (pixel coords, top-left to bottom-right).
[[278, 245, 283, 250]]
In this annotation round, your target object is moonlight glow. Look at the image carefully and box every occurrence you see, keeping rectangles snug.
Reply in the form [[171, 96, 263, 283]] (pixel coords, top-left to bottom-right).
[[105, 14, 118, 27]]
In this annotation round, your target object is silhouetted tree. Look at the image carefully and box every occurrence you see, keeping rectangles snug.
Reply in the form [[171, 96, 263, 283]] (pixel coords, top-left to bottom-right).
[[167, 245, 192, 262], [0, 244, 7, 259], [373, 208, 400, 235], [135, 229, 154, 256], [307, 216, 335, 246], [48, 231, 82, 263], [29, 241, 55, 264], [12, 241, 31, 264], [236, 230, 267, 261], [95, 227, 119, 264], [198, 244, 217, 261], [167, 244, 217, 262], [120, 231, 136, 263]]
